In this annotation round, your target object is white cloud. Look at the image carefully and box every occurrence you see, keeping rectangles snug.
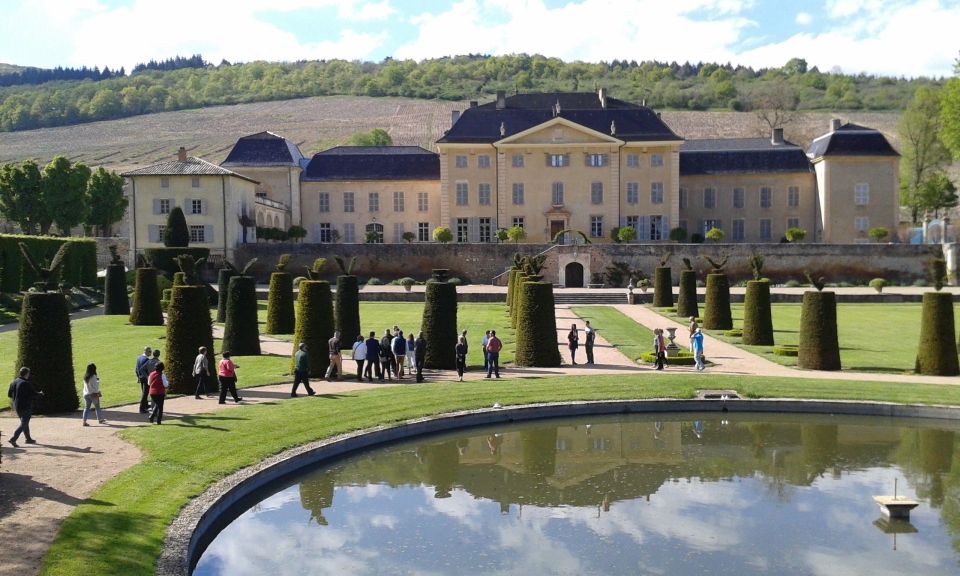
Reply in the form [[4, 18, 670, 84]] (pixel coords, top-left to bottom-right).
[[795, 12, 812, 25]]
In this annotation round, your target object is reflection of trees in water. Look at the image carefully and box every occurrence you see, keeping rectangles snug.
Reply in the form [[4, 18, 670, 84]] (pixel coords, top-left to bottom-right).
[[897, 429, 955, 506], [520, 428, 558, 479], [421, 441, 460, 498], [299, 470, 337, 525], [801, 425, 839, 483]]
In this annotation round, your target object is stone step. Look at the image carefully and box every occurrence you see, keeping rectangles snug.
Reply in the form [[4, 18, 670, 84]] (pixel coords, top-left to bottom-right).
[[554, 294, 627, 305]]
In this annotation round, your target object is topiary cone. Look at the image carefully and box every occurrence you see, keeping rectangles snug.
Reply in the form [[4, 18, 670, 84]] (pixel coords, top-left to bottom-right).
[[676, 269, 698, 318], [422, 281, 458, 369], [129, 267, 164, 326], [916, 292, 959, 376], [798, 291, 841, 371], [335, 275, 361, 349], [17, 292, 77, 414], [215, 268, 235, 323], [703, 273, 732, 330], [291, 280, 334, 377], [103, 262, 130, 315], [742, 280, 774, 345], [265, 272, 295, 334], [164, 285, 215, 394], [653, 266, 673, 307], [222, 275, 261, 356], [511, 274, 528, 329], [506, 269, 518, 311], [514, 282, 562, 367]]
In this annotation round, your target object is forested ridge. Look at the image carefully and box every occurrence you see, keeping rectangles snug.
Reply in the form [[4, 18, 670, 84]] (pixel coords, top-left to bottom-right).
[[0, 54, 942, 133]]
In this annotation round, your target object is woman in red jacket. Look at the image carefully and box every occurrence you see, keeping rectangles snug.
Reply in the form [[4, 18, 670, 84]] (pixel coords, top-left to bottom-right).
[[148, 362, 168, 424]]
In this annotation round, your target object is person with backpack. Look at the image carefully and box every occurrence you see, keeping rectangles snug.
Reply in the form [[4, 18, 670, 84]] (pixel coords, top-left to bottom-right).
[[485, 330, 503, 378]]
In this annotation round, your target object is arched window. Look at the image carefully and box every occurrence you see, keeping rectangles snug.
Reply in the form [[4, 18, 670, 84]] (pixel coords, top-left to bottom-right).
[[365, 223, 384, 244]]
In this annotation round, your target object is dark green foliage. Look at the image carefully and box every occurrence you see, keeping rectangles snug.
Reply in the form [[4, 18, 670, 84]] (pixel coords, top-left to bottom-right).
[[265, 272, 295, 334], [703, 273, 732, 330], [653, 267, 673, 307], [930, 257, 947, 291], [742, 280, 774, 345], [143, 247, 209, 278], [0, 235, 96, 292], [222, 275, 260, 356], [164, 286, 215, 394], [291, 281, 334, 377], [422, 281, 458, 369], [163, 207, 189, 247], [676, 270, 698, 318], [16, 292, 77, 413], [506, 269, 517, 310], [335, 275, 361, 349], [172, 272, 185, 287], [215, 268, 235, 323], [18, 241, 70, 291], [798, 291, 841, 371], [916, 292, 959, 375], [514, 282, 562, 367], [103, 263, 129, 315], [511, 274, 528, 329], [129, 267, 164, 326]]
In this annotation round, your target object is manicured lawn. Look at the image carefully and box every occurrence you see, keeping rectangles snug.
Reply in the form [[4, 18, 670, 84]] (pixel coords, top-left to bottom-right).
[[41, 372, 960, 576], [571, 306, 654, 362]]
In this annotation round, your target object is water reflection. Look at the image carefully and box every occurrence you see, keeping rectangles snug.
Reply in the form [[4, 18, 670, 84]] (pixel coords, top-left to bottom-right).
[[196, 414, 960, 576]]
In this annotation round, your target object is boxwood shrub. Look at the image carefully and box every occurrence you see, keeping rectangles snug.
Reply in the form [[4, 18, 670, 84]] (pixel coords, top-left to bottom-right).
[[653, 266, 673, 307], [265, 272, 295, 334], [103, 263, 129, 315], [222, 275, 261, 356], [164, 285, 215, 394], [335, 275, 361, 349], [422, 281, 458, 369], [291, 280, 334, 377], [798, 291, 841, 371], [676, 269, 698, 319], [916, 292, 959, 375], [215, 268, 235, 323], [17, 291, 77, 413], [742, 280, 774, 345], [703, 273, 732, 330], [129, 267, 164, 326], [514, 282, 561, 367]]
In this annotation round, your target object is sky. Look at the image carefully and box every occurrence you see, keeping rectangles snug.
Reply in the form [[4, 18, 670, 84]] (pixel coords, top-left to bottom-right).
[[0, 0, 956, 78]]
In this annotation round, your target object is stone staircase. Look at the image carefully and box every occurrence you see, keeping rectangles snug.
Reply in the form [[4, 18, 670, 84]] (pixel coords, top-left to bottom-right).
[[554, 292, 628, 305]]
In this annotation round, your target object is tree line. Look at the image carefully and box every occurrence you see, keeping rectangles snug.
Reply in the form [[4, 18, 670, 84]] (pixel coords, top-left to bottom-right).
[[0, 157, 127, 236], [0, 54, 941, 132], [0, 65, 125, 88]]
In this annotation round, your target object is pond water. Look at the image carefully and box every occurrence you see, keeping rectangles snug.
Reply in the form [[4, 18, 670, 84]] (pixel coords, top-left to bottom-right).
[[195, 413, 960, 575]]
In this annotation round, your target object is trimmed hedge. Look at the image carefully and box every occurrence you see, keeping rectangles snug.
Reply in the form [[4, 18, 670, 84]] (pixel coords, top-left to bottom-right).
[[653, 266, 673, 307], [916, 292, 960, 376], [222, 276, 261, 356], [798, 291, 841, 371], [511, 274, 528, 329], [143, 247, 210, 279], [514, 282, 562, 367], [773, 345, 799, 357], [215, 268, 235, 323], [291, 280, 334, 377], [164, 206, 190, 247], [164, 285, 215, 394], [676, 269, 698, 318], [335, 275, 361, 349], [422, 281, 458, 369], [742, 280, 774, 345], [639, 351, 698, 366], [703, 273, 732, 330], [0, 234, 97, 292], [265, 272, 295, 334], [103, 263, 129, 315], [16, 292, 77, 414], [129, 267, 164, 326]]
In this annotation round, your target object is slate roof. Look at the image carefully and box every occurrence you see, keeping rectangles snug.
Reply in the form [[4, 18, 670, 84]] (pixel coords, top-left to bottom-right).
[[221, 131, 304, 166], [122, 157, 259, 183], [438, 92, 681, 144], [680, 138, 812, 175], [807, 123, 899, 159], [303, 146, 440, 181]]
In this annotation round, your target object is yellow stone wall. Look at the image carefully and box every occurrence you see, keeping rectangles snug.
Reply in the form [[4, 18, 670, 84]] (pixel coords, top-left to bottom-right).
[[815, 156, 899, 243]]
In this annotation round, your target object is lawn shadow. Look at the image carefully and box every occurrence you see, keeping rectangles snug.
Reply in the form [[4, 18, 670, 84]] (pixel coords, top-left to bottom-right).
[[0, 472, 101, 518]]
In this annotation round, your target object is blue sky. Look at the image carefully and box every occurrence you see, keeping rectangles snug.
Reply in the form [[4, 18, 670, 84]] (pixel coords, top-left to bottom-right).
[[0, 0, 956, 77]]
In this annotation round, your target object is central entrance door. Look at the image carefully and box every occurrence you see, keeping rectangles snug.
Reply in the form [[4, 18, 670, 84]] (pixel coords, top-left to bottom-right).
[[550, 220, 566, 242], [565, 262, 584, 288]]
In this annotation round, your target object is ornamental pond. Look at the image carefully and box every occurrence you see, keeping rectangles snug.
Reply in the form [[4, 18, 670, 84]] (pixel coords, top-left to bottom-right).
[[195, 413, 960, 575]]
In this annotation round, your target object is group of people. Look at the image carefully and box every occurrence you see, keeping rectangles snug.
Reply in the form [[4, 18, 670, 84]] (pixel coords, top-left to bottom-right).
[[461, 329, 504, 380], [651, 317, 706, 371], [565, 321, 597, 366]]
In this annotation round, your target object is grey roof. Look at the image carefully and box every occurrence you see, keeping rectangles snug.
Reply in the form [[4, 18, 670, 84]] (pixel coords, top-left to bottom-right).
[[807, 123, 899, 159], [680, 138, 812, 175], [221, 131, 304, 166], [303, 146, 440, 181], [122, 157, 259, 183]]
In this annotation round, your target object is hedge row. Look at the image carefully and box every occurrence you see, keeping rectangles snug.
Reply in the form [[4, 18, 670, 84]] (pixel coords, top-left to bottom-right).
[[0, 234, 97, 292]]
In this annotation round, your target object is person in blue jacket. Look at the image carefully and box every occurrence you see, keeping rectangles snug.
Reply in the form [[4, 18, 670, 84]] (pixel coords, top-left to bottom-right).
[[692, 328, 705, 371]]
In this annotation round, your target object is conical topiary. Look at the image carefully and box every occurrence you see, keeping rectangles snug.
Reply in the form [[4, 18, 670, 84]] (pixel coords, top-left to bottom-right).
[[291, 280, 334, 377], [507, 269, 518, 311], [514, 281, 561, 367], [703, 273, 732, 330], [511, 273, 528, 329], [335, 275, 361, 349], [742, 280, 774, 345], [916, 291, 959, 375], [216, 268, 236, 323], [266, 272, 295, 334], [163, 206, 189, 248], [676, 269, 698, 318], [798, 290, 841, 371], [103, 262, 129, 315], [17, 291, 77, 413], [164, 285, 215, 394], [653, 266, 673, 307], [222, 275, 261, 356], [422, 280, 458, 369], [129, 267, 164, 326]]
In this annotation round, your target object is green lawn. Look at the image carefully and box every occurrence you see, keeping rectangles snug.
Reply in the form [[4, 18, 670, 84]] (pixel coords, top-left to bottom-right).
[[571, 306, 653, 362]]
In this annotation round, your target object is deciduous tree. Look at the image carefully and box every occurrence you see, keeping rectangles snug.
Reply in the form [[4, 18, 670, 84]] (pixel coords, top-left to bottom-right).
[[0, 161, 44, 234], [85, 167, 127, 236], [900, 87, 951, 223], [42, 156, 90, 235]]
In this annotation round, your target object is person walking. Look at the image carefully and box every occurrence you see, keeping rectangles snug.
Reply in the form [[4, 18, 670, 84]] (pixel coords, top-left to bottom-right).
[[485, 330, 502, 378], [481, 330, 491, 374], [567, 323, 579, 365], [455, 335, 468, 381], [352, 335, 367, 382], [218, 351, 243, 404], [81, 363, 106, 426], [292, 342, 316, 396], [193, 346, 210, 399], [692, 328, 706, 371], [364, 331, 382, 381], [584, 320, 596, 365], [688, 316, 699, 352], [653, 329, 666, 370], [405, 332, 416, 375], [392, 329, 407, 378], [380, 328, 395, 380], [135, 346, 152, 414], [7, 367, 42, 446], [415, 331, 427, 383], [148, 361, 168, 425], [326, 331, 342, 381]]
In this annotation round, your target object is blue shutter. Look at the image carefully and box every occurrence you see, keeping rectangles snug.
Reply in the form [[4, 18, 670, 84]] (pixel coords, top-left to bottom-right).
[[152, 199, 160, 215], [148, 224, 158, 243], [204, 225, 213, 244]]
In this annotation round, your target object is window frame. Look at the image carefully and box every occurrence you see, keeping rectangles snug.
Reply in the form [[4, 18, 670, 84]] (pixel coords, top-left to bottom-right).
[[368, 192, 380, 213], [589, 215, 603, 238], [551, 182, 564, 206], [455, 182, 469, 206], [590, 181, 603, 205], [512, 182, 524, 205], [478, 183, 491, 206], [759, 187, 772, 209], [650, 182, 664, 205], [318, 192, 330, 213], [855, 183, 870, 206], [455, 155, 468, 169], [343, 192, 354, 213]]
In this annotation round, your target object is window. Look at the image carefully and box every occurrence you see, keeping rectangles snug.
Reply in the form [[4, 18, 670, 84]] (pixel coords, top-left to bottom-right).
[[365, 223, 383, 244], [368, 192, 379, 212], [418, 222, 430, 242], [319, 223, 333, 243], [650, 182, 664, 205], [393, 223, 404, 243], [590, 216, 603, 238], [343, 192, 354, 213], [343, 223, 355, 243], [159, 199, 171, 214], [455, 155, 467, 168], [512, 154, 524, 168], [456, 218, 469, 242], [586, 153, 608, 167], [512, 216, 525, 229], [591, 182, 603, 205], [788, 186, 800, 208], [318, 192, 330, 213], [855, 183, 870, 205], [759, 219, 772, 241], [418, 192, 428, 212], [512, 183, 524, 205], [191, 177, 200, 188], [732, 219, 745, 241], [626, 215, 639, 231], [626, 154, 639, 168], [191, 199, 202, 214], [855, 216, 870, 232], [393, 191, 404, 212], [679, 187, 688, 210], [650, 154, 663, 167], [649, 215, 663, 241], [627, 182, 639, 205], [548, 154, 569, 167], [733, 188, 744, 209], [160, 177, 169, 189], [455, 182, 468, 206], [787, 217, 800, 229], [760, 187, 772, 209], [158, 225, 166, 240], [703, 219, 721, 235], [479, 217, 492, 242], [189, 225, 206, 243], [478, 155, 491, 168], [478, 183, 491, 206], [704, 187, 716, 209], [551, 182, 564, 206]]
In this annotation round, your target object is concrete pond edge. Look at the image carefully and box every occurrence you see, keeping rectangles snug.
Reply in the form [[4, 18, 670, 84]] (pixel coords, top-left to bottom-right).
[[157, 397, 960, 576]]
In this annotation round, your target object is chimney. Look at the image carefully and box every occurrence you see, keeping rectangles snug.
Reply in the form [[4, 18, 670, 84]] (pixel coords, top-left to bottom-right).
[[496, 90, 506, 110], [598, 87, 607, 109], [451, 110, 461, 127], [469, 101, 478, 108], [831, 118, 842, 131], [177, 146, 187, 161], [771, 128, 784, 145]]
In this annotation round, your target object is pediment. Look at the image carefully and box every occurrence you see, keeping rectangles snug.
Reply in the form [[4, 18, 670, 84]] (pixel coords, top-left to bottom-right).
[[497, 117, 623, 146]]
